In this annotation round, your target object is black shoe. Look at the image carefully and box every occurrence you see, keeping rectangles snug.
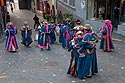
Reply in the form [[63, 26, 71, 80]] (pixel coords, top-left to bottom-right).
[[47, 48, 50, 50], [79, 76, 87, 80], [104, 50, 107, 52], [87, 75, 92, 78], [62, 46, 65, 48], [26, 45, 29, 47]]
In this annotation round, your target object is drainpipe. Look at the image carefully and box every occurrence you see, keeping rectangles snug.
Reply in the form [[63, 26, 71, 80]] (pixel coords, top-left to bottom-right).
[[56, 0, 57, 9], [111, 0, 114, 26], [105, 0, 108, 19], [119, 0, 122, 25]]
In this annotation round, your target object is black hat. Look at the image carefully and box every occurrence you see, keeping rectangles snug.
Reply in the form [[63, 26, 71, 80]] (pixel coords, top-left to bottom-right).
[[75, 20, 81, 24]]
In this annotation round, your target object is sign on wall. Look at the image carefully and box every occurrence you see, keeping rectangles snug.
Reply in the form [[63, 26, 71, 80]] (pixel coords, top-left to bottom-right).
[[81, 0, 85, 8]]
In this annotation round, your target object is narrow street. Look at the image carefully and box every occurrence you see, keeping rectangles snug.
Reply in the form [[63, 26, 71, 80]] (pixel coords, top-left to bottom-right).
[[0, 1, 125, 83]]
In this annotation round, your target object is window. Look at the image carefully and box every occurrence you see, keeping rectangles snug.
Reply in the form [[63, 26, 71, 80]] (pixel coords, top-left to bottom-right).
[[87, 0, 106, 20], [61, 0, 75, 7], [87, 0, 121, 22], [69, 0, 75, 7], [63, 0, 67, 3]]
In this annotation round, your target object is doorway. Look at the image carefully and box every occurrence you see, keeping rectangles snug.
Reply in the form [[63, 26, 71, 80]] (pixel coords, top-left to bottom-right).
[[106, 0, 120, 29], [18, 0, 31, 9]]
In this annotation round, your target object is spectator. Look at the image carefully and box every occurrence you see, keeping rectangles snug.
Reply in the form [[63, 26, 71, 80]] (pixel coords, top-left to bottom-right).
[[6, 12, 10, 23], [33, 15, 40, 30]]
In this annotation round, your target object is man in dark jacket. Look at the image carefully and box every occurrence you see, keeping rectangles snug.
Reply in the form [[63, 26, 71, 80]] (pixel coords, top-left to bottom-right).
[[33, 15, 40, 30]]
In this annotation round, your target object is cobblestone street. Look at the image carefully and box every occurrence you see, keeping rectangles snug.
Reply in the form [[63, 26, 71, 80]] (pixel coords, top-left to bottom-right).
[[0, 1, 125, 83]]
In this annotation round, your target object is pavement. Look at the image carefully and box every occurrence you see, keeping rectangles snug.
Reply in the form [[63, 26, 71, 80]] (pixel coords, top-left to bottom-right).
[[0, 1, 125, 83]]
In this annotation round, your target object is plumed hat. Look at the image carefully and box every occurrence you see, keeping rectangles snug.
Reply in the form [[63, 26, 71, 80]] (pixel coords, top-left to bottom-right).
[[84, 24, 92, 30], [8, 22, 13, 26], [76, 31, 83, 35], [24, 21, 28, 25], [65, 18, 70, 21], [43, 21, 48, 24], [73, 25, 84, 30]]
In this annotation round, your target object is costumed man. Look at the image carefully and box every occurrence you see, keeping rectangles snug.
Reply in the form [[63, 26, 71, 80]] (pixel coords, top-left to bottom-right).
[[6, 12, 10, 23], [38, 21, 51, 50], [21, 21, 33, 47], [49, 20, 56, 44], [37, 21, 44, 45], [100, 20, 114, 52], [64, 18, 71, 29], [70, 19, 84, 40], [5, 22, 18, 52], [59, 23, 64, 43], [76, 24, 98, 79], [35, 21, 44, 42], [60, 18, 71, 48], [61, 23, 70, 48], [67, 31, 83, 77], [10, 2, 14, 13]]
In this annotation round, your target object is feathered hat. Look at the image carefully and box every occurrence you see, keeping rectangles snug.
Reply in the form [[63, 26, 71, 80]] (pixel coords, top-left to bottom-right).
[[24, 21, 28, 25], [65, 18, 70, 21], [8, 22, 13, 26], [76, 31, 83, 35], [84, 24, 92, 30]]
